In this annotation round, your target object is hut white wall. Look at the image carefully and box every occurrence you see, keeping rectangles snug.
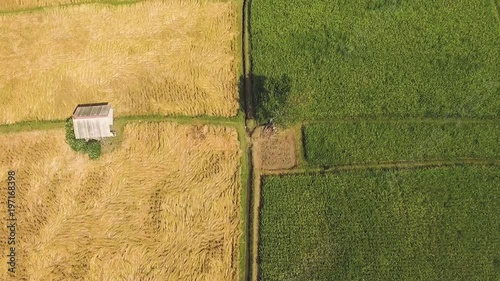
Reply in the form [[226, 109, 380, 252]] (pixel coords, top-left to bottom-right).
[[107, 108, 113, 126], [73, 117, 113, 140]]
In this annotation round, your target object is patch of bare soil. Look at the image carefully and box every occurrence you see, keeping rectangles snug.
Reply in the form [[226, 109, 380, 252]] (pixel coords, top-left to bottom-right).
[[252, 126, 297, 171]]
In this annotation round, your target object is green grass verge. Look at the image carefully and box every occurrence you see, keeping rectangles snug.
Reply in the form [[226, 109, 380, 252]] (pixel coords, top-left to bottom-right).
[[0, 113, 243, 134], [0, 119, 65, 133], [304, 121, 500, 166], [251, 0, 500, 122], [234, 118, 250, 281], [259, 166, 500, 281], [0, 0, 141, 14]]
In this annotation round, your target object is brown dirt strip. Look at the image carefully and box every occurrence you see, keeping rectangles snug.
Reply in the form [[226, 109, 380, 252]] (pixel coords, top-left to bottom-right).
[[250, 162, 261, 281], [240, 0, 258, 279]]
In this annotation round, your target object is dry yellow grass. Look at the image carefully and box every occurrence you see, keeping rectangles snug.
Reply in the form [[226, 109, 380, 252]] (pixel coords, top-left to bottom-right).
[[0, 122, 241, 280], [0, 0, 238, 124]]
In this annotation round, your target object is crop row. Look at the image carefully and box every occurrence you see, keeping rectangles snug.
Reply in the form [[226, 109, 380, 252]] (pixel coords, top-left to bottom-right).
[[259, 166, 500, 280], [251, 0, 500, 122], [303, 121, 500, 166]]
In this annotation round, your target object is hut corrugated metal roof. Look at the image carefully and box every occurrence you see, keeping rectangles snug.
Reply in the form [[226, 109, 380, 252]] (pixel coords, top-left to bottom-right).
[[72, 103, 114, 140], [73, 103, 111, 119]]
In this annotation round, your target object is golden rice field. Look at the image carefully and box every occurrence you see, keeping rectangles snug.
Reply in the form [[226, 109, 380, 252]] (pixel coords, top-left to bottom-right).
[[0, 122, 242, 280], [0, 0, 238, 124]]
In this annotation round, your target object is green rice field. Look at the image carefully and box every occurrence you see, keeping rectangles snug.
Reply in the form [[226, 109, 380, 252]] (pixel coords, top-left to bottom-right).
[[251, 0, 500, 122], [259, 166, 500, 280], [304, 121, 500, 166]]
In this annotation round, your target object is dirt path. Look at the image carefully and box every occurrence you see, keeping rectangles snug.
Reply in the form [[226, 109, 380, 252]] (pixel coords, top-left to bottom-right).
[[240, 0, 259, 280], [250, 157, 261, 281], [242, 0, 254, 121]]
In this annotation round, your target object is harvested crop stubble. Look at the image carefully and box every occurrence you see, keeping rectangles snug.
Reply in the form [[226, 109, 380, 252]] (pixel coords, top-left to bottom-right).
[[0, 0, 238, 124], [252, 126, 297, 170], [0, 122, 241, 280]]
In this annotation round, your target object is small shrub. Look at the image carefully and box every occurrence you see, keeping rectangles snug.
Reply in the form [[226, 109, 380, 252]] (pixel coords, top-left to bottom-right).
[[86, 140, 102, 159], [65, 118, 102, 159]]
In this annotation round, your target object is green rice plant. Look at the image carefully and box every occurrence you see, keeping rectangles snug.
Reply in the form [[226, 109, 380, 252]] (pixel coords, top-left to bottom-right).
[[259, 166, 500, 280], [251, 0, 500, 121], [304, 121, 500, 166]]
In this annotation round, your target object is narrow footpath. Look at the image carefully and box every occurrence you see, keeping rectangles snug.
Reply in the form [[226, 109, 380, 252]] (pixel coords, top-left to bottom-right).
[[240, 0, 259, 280]]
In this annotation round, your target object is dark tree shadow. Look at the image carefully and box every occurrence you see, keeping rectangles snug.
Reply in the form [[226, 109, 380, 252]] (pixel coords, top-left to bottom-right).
[[239, 74, 254, 120]]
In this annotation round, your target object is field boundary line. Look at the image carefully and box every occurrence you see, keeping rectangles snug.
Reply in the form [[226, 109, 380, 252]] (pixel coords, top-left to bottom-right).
[[234, 120, 251, 281], [241, 0, 258, 279], [0, 120, 65, 134], [303, 118, 500, 125], [250, 155, 261, 281], [242, 0, 255, 123], [0, 0, 143, 15], [242, 142, 253, 281], [0, 114, 244, 134], [262, 159, 500, 175], [115, 114, 243, 126]]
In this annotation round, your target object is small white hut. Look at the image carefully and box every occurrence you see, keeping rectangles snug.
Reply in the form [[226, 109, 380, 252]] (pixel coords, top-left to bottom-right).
[[72, 103, 115, 140]]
